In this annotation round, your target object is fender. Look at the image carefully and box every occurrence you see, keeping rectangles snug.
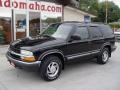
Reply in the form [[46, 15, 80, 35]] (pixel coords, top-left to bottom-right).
[[38, 49, 65, 61], [100, 42, 111, 51]]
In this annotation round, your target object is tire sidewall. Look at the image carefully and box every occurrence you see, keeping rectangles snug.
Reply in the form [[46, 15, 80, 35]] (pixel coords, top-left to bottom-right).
[[40, 56, 62, 81], [98, 48, 110, 64]]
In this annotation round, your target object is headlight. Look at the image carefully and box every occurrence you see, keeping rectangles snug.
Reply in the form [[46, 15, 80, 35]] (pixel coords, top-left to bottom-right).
[[21, 50, 33, 56], [21, 50, 35, 62]]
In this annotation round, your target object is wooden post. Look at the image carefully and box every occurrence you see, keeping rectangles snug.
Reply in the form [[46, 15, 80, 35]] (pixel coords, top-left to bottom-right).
[[105, 0, 108, 24]]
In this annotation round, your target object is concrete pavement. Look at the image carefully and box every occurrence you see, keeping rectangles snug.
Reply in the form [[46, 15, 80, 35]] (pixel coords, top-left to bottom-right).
[[0, 43, 120, 90]]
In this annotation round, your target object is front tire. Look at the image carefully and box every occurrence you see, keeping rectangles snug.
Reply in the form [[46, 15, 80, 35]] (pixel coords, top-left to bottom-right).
[[97, 48, 110, 64], [40, 55, 62, 81]]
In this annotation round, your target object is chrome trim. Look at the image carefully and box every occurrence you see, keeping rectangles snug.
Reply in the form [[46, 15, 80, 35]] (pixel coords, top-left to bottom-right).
[[39, 49, 65, 60], [6, 53, 41, 65], [8, 50, 34, 58], [47, 62, 59, 78], [67, 50, 100, 60]]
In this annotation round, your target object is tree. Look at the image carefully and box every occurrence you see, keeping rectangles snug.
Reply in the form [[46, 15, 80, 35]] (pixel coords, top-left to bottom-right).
[[94, 1, 120, 23], [79, 0, 99, 15]]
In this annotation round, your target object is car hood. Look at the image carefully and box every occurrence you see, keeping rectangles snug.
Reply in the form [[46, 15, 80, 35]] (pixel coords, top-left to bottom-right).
[[10, 36, 66, 52]]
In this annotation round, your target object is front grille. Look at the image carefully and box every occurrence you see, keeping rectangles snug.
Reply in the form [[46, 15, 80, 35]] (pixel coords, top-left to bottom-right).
[[10, 53, 21, 60], [9, 45, 21, 60], [10, 45, 20, 53]]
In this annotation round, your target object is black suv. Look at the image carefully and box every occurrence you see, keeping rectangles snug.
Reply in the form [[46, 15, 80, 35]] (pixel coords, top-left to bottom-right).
[[6, 22, 116, 81]]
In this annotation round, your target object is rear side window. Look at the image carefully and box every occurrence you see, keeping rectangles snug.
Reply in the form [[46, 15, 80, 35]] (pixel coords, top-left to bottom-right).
[[89, 26, 103, 38], [99, 25, 113, 37], [73, 27, 89, 40]]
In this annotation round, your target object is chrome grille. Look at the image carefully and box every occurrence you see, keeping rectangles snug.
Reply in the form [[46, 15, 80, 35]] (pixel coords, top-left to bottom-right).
[[10, 45, 20, 53]]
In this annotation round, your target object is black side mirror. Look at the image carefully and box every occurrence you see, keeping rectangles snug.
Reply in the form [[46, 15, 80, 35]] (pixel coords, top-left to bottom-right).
[[71, 35, 81, 41]]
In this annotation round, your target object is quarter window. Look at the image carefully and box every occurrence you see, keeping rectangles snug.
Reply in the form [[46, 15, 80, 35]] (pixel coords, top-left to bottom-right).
[[73, 27, 89, 40], [100, 25, 113, 37]]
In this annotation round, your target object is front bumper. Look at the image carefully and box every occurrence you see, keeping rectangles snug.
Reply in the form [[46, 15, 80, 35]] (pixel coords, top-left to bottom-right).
[[6, 52, 41, 71]]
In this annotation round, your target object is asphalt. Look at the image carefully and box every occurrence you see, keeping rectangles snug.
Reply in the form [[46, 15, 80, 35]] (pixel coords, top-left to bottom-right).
[[0, 43, 120, 90]]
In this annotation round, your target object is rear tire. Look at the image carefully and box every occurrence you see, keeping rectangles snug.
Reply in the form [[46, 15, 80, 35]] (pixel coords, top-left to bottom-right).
[[40, 55, 62, 81], [97, 48, 110, 64]]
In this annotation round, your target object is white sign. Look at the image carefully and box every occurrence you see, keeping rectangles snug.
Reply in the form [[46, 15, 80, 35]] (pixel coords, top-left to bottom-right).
[[0, 0, 62, 13]]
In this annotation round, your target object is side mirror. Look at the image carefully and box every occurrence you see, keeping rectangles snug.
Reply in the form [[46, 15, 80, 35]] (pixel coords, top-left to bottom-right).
[[70, 35, 81, 41]]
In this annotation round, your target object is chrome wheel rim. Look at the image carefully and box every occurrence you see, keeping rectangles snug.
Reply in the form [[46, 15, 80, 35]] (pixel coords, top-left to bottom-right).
[[102, 50, 109, 62], [47, 62, 59, 78]]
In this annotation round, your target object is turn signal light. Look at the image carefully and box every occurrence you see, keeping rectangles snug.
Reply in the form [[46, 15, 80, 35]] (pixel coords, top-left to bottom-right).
[[22, 56, 36, 62]]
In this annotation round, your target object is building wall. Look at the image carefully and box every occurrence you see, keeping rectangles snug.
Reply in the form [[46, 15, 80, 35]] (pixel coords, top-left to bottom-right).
[[0, 0, 95, 44], [64, 7, 84, 22]]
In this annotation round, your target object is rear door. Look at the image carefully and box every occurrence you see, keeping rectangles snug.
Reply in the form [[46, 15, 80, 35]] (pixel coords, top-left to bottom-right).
[[88, 26, 105, 51]]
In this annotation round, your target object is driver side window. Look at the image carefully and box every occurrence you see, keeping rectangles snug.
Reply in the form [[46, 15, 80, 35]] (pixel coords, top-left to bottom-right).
[[73, 27, 89, 40]]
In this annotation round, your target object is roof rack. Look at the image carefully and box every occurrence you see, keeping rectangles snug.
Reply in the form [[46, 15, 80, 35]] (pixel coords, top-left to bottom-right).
[[62, 21, 83, 23], [62, 21, 106, 24]]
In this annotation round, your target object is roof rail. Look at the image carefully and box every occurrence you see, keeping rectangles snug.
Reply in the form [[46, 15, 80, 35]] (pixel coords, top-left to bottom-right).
[[62, 21, 107, 25], [62, 21, 83, 23]]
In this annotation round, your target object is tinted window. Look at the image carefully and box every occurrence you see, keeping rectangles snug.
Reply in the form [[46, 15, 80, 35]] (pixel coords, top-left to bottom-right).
[[42, 24, 73, 39], [52, 24, 73, 39], [73, 27, 89, 40], [89, 26, 102, 38], [99, 25, 113, 36]]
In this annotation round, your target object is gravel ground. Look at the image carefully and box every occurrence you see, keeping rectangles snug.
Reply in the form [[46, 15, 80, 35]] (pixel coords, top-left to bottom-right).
[[0, 43, 120, 90]]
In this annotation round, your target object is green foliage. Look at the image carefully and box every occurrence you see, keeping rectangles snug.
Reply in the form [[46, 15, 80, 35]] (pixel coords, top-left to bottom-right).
[[91, 1, 120, 23], [79, 0, 99, 15], [79, 0, 120, 23], [96, 1, 120, 23], [109, 23, 120, 28]]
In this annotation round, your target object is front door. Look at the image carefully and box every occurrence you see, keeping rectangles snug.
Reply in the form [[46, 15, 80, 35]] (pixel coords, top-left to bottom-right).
[[66, 26, 92, 59]]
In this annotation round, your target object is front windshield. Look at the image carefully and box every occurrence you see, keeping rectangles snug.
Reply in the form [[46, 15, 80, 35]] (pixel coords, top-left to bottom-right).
[[42, 23, 73, 39]]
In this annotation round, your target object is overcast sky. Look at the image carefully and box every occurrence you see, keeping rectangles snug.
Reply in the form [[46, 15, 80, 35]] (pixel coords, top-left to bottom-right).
[[100, 0, 120, 7]]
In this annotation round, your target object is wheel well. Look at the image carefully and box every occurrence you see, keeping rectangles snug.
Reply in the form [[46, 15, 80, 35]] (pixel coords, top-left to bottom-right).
[[42, 53, 65, 69], [104, 45, 111, 57]]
